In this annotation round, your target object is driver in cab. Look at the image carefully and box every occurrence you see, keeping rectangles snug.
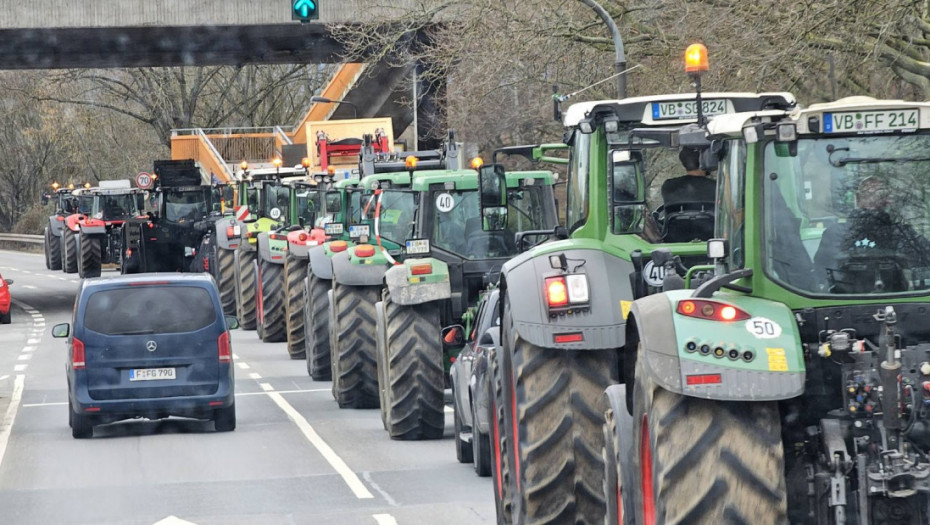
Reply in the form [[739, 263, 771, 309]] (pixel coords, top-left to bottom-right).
[[655, 147, 716, 243], [814, 176, 930, 292]]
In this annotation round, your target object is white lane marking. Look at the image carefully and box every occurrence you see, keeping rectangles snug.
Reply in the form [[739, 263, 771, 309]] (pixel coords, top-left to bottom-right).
[[363, 471, 399, 507], [57, 277, 67, 281], [0, 375, 26, 471], [21, 388, 336, 407], [21, 347, 35, 353], [372, 514, 398, 525], [22, 285, 37, 290], [444, 406, 453, 414], [259, 382, 274, 392], [19, 270, 32, 275], [232, 353, 240, 360], [152, 516, 199, 525], [17, 354, 32, 361], [237, 362, 250, 370], [0, 375, 7, 381], [26, 339, 40, 344], [13, 365, 27, 372], [264, 389, 374, 499], [249, 372, 262, 380], [33, 323, 45, 328]]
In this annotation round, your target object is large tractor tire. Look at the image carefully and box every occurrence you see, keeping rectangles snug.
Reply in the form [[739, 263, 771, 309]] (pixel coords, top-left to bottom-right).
[[304, 274, 332, 380], [503, 293, 617, 525], [631, 344, 787, 525], [62, 230, 78, 274], [235, 249, 257, 330], [216, 247, 236, 316], [330, 282, 380, 409], [381, 293, 444, 440], [603, 385, 636, 525], [45, 227, 62, 270], [284, 252, 307, 359], [78, 236, 102, 278], [259, 260, 286, 343], [490, 347, 514, 524]]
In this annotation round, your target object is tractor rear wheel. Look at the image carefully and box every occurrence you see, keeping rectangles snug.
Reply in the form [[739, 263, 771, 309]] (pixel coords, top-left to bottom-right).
[[62, 230, 78, 274], [216, 247, 236, 316], [331, 282, 380, 409], [284, 252, 307, 359], [631, 343, 787, 525], [381, 294, 444, 440], [46, 227, 62, 270], [304, 273, 332, 380], [259, 260, 286, 343], [235, 249, 257, 330], [503, 293, 617, 524], [79, 236, 102, 278]]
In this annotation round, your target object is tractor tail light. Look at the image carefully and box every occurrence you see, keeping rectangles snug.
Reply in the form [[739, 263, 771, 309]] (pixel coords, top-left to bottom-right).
[[676, 300, 750, 322], [545, 277, 569, 307], [355, 245, 375, 258], [330, 241, 348, 253], [226, 226, 236, 238], [72, 338, 86, 369], [411, 263, 432, 275]]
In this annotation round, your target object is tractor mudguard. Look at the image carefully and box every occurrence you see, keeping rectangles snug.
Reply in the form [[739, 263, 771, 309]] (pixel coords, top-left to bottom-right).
[[256, 232, 285, 265], [383, 258, 451, 306], [79, 225, 107, 235], [629, 290, 806, 401], [331, 251, 388, 286], [500, 247, 633, 350], [286, 229, 325, 259], [48, 217, 64, 237], [308, 245, 334, 280], [214, 217, 241, 251]]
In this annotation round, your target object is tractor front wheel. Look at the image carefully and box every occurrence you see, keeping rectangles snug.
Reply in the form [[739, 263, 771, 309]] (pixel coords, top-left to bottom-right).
[[78, 236, 102, 278], [235, 249, 257, 330], [46, 227, 62, 270], [62, 230, 78, 274], [330, 283, 380, 409], [216, 247, 236, 316], [304, 273, 332, 380], [284, 252, 307, 359]]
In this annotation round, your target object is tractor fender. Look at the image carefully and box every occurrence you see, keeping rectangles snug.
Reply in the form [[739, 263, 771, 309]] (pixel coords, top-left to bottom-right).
[[383, 259, 451, 306], [629, 290, 806, 401], [331, 251, 388, 286], [65, 215, 82, 232], [214, 217, 241, 251], [286, 228, 325, 259], [308, 245, 334, 280], [48, 216, 65, 237], [500, 247, 633, 350], [256, 232, 285, 265], [79, 224, 107, 235]]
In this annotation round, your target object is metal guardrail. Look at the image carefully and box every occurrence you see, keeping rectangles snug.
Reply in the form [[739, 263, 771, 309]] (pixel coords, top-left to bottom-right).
[[0, 233, 43, 245]]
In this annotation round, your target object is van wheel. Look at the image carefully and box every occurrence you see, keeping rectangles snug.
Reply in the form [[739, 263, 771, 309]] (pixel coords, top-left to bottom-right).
[[71, 406, 94, 439], [214, 404, 237, 432]]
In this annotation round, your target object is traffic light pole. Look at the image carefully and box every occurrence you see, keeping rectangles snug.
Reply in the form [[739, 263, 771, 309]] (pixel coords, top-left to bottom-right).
[[578, 0, 627, 99]]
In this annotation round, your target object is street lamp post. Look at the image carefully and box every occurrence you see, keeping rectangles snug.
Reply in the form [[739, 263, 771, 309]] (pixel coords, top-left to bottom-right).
[[578, 0, 627, 99], [310, 96, 359, 119]]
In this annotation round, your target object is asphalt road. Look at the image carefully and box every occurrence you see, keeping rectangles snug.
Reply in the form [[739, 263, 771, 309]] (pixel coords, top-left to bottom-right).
[[0, 250, 495, 525]]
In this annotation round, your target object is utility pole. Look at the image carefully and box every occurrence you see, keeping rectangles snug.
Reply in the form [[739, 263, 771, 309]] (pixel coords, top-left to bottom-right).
[[578, 0, 627, 99]]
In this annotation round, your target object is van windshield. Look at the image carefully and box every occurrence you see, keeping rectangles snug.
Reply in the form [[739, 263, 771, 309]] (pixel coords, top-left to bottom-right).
[[84, 286, 216, 335]]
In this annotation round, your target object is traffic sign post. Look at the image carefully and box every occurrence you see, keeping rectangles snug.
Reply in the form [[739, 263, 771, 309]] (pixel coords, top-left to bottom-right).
[[291, 0, 318, 22]]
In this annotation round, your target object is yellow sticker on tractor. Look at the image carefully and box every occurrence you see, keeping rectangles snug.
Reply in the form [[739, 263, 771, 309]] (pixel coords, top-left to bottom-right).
[[620, 300, 632, 320], [766, 347, 789, 371]]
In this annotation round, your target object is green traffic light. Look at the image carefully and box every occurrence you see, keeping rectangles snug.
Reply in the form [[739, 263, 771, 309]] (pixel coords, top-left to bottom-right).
[[292, 0, 318, 21]]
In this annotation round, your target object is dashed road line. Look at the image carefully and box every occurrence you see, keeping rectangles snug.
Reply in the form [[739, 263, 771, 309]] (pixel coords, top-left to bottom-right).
[[0, 375, 26, 471], [372, 514, 399, 525], [13, 365, 27, 372], [249, 372, 262, 380], [237, 362, 250, 370]]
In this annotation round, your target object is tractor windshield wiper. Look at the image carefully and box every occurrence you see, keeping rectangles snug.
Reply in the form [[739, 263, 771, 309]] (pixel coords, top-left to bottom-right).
[[826, 145, 930, 167]]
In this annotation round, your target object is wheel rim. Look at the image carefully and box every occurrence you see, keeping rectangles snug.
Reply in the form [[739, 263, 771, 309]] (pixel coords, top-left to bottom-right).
[[640, 414, 655, 525]]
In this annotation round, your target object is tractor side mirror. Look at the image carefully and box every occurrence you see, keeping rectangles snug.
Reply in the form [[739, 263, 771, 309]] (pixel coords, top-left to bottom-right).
[[479, 164, 508, 231]]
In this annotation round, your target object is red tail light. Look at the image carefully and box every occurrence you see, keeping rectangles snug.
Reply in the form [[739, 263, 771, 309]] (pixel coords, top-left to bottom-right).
[[554, 332, 584, 343], [330, 240, 348, 253], [298, 232, 308, 242], [410, 263, 432, 275], [545, 277, 569, 307], [226, 226, 236, 238], [218, 331, 231, 363], [686, 373, 722, 385], [72, 337, 86, 369], [125, 248, 133, 257], [355, 244, 375, 258], [676, 300, 750, 322]]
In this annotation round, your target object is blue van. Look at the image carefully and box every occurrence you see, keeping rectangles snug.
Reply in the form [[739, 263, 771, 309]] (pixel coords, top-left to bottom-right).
[[53, 274, 238, 438]]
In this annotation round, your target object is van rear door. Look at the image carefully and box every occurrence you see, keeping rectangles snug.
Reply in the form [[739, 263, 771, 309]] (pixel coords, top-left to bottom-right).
[[80, 284, 222, 400]]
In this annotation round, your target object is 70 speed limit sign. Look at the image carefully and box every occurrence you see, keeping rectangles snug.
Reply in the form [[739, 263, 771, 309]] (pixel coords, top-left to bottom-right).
[[136, 172, 153, 189]]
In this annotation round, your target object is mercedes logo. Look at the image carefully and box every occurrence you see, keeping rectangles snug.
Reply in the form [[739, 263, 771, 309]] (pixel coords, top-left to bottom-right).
[[145, 341, 158, 352]]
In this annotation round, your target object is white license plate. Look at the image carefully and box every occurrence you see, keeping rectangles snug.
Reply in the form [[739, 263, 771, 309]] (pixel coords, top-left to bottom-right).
[[652, 99, 727, 120], [324, 223, 344, 235], [406, 239, 430, 254], [348, 224, 370, 238], [824, 109, 918, 133], [129, 367, 177, 381]]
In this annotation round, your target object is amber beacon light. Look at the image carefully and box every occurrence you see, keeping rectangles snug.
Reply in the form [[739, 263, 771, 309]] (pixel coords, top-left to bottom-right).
[[685, 43, 709, 73]]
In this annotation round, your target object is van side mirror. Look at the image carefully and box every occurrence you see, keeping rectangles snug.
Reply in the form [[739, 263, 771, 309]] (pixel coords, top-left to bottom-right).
[[441, 324, 465, 348], [225, 315, 240, 330], [52, 323, 70, 338]]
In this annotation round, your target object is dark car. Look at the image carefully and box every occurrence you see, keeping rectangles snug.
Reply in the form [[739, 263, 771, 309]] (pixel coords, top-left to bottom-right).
[[52, 273, 238, 438], [447, 288, 499, 476]]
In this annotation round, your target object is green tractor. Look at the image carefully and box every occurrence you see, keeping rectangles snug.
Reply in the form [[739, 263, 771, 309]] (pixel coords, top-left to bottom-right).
[[488, 86, 798, 522], [231, 163, 305, 331], [372, 150, 562, 440], [601, 96, 930, 525], [320, 139, 460, 406]]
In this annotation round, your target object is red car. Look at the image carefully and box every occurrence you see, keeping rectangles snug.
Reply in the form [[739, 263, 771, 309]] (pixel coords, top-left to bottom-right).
[[0, 272, 12, 324]]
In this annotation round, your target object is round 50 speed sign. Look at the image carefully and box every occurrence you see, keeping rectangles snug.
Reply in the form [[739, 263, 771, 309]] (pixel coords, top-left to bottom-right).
[[136, 172, 153, 189]]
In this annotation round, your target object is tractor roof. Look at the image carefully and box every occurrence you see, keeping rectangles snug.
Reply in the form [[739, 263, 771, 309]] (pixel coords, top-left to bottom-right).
[[564, 92, 796, 128]]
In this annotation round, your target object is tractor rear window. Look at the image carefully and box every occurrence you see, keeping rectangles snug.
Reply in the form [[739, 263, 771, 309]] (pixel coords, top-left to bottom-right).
[[83, 286, 216, 335]]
